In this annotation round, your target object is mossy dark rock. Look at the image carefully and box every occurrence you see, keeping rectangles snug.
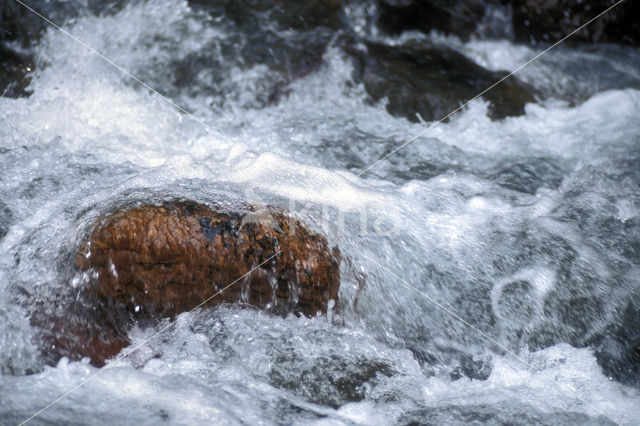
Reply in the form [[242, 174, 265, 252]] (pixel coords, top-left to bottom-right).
[[350, 40, 537, 122], [512, 0, 640, 46], [35, 201, 340, 367]]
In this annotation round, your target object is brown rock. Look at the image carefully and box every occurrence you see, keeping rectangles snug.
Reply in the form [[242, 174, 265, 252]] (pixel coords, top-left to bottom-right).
[[37, 201, 341, 367], [31, 303, 131, 368], [77, 202, 340, 321]]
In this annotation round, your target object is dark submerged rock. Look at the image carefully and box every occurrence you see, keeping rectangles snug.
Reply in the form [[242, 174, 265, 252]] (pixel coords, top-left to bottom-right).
[[269, 354, 394, 408], [488, 157, 566, 194], [349, 40, 537, 122], [34, 201, 341, 367], [594, 301, 640, 387], [0, 202, 12, 240]]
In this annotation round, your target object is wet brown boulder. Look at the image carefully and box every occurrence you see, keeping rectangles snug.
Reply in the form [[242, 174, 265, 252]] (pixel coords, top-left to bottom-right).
[[35, 201, 340, 367], [76, 201, 341, 321]]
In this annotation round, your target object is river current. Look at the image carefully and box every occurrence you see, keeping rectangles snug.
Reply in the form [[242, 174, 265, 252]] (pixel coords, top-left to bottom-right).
[[1, 1, 639, 424]]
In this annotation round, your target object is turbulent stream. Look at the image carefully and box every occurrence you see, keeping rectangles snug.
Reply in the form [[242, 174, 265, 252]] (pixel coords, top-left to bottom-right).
[[1, 0, 640, 424]]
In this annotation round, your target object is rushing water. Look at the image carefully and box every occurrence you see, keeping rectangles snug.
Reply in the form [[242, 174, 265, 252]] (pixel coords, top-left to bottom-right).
[[1, 0, 640, 424]]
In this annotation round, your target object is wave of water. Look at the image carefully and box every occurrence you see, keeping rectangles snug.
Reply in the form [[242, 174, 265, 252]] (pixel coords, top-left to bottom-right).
[[1, 0, 639, 424]]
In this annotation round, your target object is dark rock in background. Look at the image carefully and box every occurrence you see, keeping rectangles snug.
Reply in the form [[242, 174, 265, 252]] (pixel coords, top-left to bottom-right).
[[375, 0, 640, 46], [2, 0, 639, 109], [512, 0, 640, 46], [0, 0, 76, 47], [354, 1, 640, 120], [0, 0, 126, 98], [6, 0, 636, 50], [0, 0, 127, 47], [168, 0, 348, 108], [8, 0, 636, 120], [349, 40, 537, 122]]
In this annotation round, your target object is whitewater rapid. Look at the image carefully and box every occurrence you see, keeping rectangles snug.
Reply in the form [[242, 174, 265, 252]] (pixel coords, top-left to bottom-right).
[[1, 0, 639, 424]]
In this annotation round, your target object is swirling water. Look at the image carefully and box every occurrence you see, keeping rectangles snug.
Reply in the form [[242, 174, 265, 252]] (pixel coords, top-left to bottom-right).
[[1, 1, 639, 424]]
